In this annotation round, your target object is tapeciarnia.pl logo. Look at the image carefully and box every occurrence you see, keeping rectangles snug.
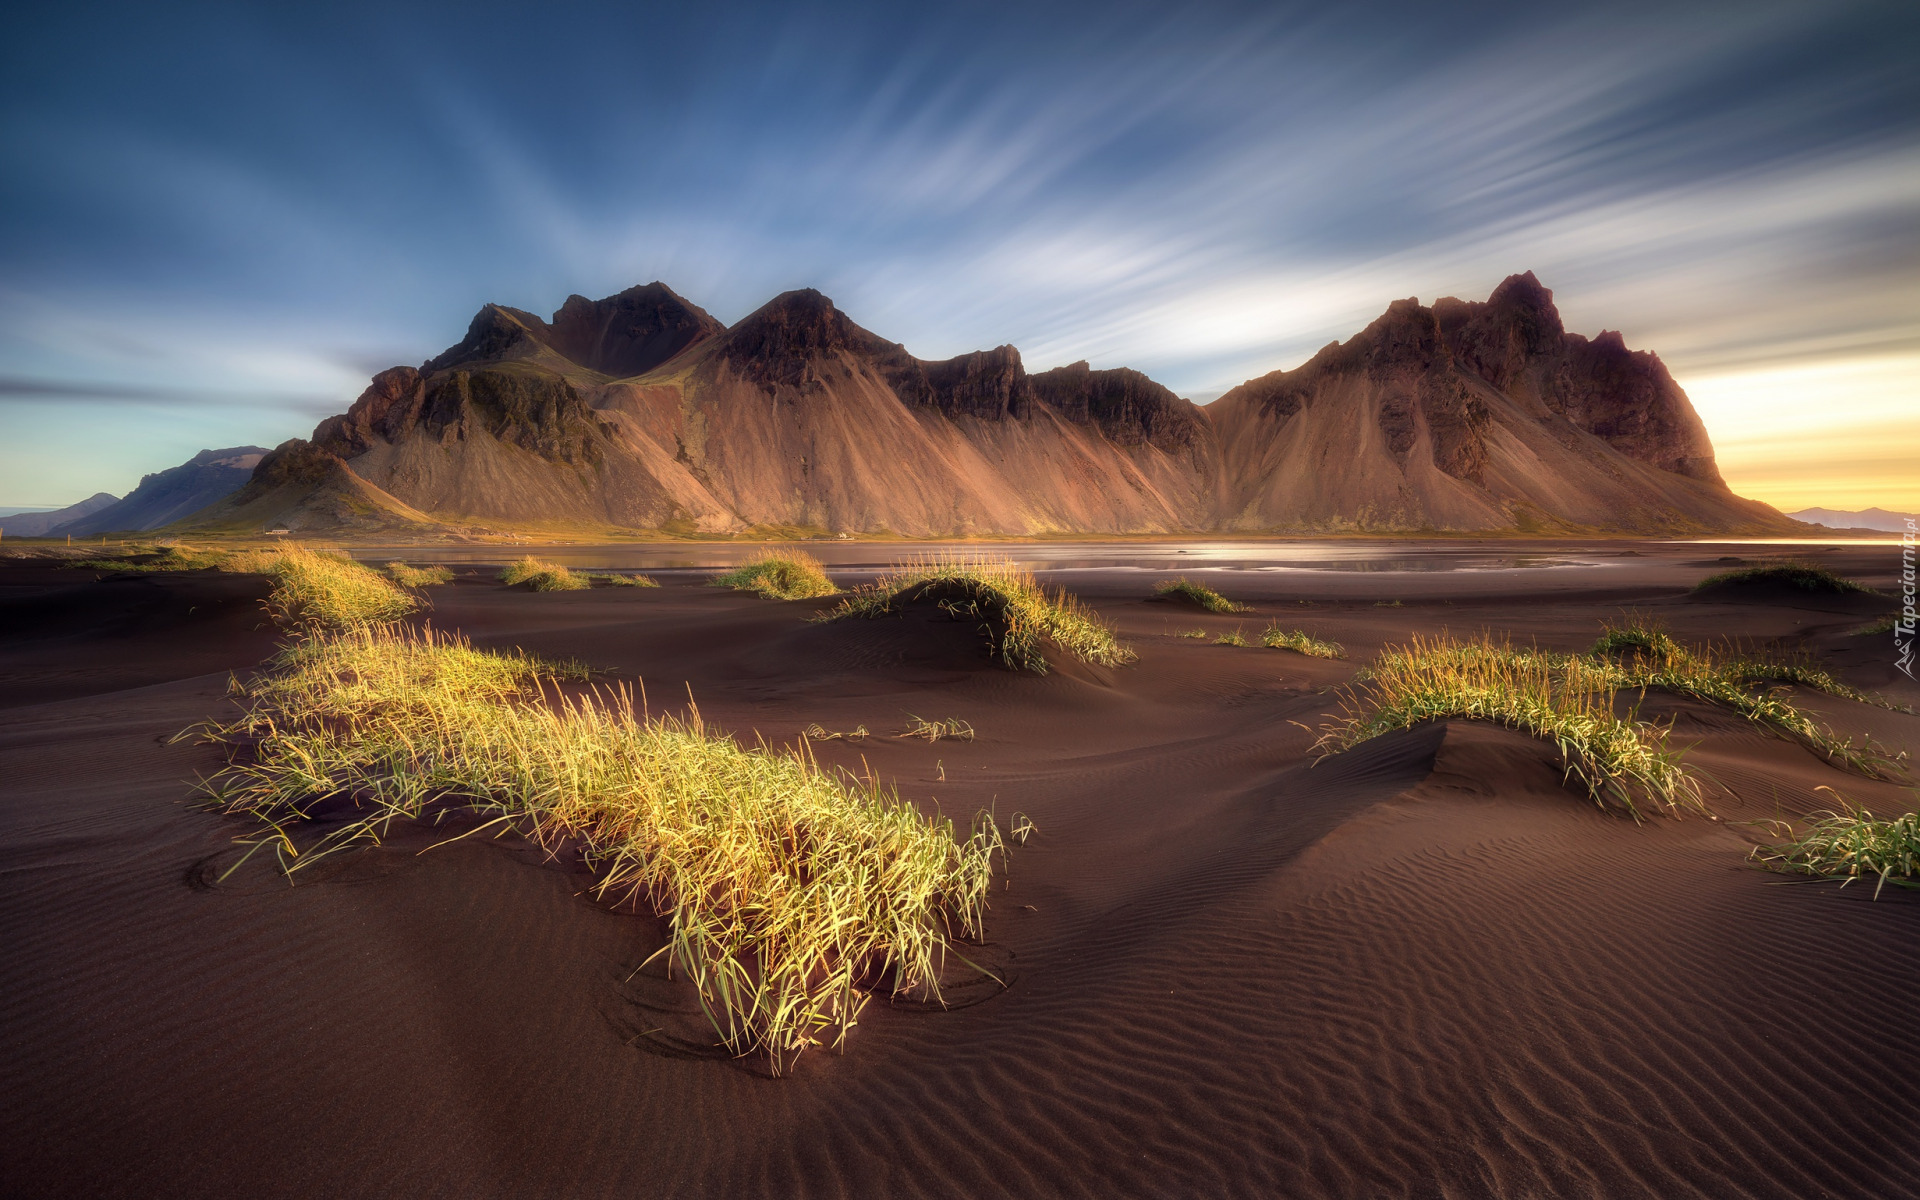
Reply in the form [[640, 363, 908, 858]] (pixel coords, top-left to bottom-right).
[[1898, 518, 1916, 680]]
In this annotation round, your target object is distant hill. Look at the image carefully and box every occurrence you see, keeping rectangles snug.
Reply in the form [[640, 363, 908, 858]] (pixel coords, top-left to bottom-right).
[[1, 493, 119, 537], [1786, 507, 1915, 534], [56, 448, 267, 536], [190, 274, 1798, 536]]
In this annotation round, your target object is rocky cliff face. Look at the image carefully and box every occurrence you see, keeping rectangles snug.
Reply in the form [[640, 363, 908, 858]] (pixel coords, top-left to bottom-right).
[[1205, 273, 1772, 532], [191, 274, 1791, 536], [1029, 362, 1202, 453], [1431, 272, 1721, 483]]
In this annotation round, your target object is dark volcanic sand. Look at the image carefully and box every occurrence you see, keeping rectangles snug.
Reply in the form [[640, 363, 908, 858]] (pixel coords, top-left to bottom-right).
[[2, 540, 1916, 1199]]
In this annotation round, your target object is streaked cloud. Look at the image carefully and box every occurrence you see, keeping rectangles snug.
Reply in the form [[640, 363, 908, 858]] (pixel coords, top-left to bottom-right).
[[1, 0, 1915, 509]]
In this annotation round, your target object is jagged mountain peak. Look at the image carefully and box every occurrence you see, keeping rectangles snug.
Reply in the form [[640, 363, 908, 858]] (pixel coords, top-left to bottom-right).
[[422, 284, 724, 379], [719, 289, 903, 388], [547, 282, 723, 377], [422, 304, 549, 374]]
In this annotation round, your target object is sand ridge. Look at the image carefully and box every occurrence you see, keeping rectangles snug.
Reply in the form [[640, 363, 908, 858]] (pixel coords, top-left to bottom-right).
[[1, 540, 1915, 1198]]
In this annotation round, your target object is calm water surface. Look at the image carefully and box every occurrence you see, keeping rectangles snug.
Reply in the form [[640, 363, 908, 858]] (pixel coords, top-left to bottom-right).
[[343, 540, 1610, 575]]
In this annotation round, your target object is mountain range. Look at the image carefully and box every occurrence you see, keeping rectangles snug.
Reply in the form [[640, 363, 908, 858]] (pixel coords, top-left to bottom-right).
[[131, 274, 1804, 536], [1, 493, 120, 538], [1785, 507, 1916, 534]]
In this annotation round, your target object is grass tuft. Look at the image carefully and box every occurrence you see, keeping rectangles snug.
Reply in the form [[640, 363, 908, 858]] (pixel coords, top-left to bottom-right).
[[1588, 616, 1904, 775], [821, 555, 1132, 674], [1008, 813, 1036, 846], [587, 572, 659, 588], [80, 541, 232, 572], [192, 623, 1001, 1071], [1155, 578, 1245, 613], [802, 723, 868, 742], [500, 556, 589, 592], [1214, 628, 1249, 647], [386, 561, 455, 588], [900, 715, 974, 742], [711, 552, 838, 600], [1176, 628, 1208, 639], [1694, 561, 1872, 595], [230, 545, 417, 632], [1752, 789, 1920, 898], [1261, 625, 1344, 658], [1317, 633, 1703, 818]]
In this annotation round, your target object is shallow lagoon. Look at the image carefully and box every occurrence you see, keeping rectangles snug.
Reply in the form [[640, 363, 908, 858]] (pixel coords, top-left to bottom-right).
[[341, 539, 1610, 575]]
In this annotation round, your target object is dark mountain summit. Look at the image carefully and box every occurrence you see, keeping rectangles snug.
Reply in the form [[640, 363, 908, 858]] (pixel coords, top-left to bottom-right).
[[546, 283, 726, 377], [191, 275, 1793, 536]]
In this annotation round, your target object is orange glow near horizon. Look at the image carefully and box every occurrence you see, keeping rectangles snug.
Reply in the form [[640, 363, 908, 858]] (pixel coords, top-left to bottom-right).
[[1677, 352, 1919, 515]]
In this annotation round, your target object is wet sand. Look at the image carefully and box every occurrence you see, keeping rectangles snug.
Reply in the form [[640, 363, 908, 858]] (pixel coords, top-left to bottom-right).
[[2, 539, 1916, 1199]]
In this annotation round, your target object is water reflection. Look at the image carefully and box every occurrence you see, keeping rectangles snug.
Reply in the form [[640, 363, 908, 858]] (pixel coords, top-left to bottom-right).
[[343, 540, 1602, 575]]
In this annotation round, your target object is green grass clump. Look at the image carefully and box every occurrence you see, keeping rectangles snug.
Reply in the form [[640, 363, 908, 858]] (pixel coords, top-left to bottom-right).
[[386, 561, 455, 587], [711, 552, 837, 600], [587, 572, 659, 588], [1214, 628, 1249, 647], [1588, 616, 1903, 776], [1262, 625, 1344, 658], [1853, 614, 1899, 636], [501, 556, 589, 592], [1317, 633, 1703, 818], [1176, 628, 1208, 639], [821, 554, 1132, 673], [1694, 561, 1872, 594], [1753, 790, 1919, 898], [193, 623, 1001, 1071], [1155, 578, 1245, 613]]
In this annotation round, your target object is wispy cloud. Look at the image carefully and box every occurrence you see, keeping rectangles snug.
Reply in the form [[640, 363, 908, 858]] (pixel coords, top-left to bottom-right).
[[0, 375, 339, 414], [1, 0, 1914, 507]]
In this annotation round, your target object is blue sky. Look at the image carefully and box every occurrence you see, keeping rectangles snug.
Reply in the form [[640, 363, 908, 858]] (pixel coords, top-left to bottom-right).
[[2, 0, 1916, 509]]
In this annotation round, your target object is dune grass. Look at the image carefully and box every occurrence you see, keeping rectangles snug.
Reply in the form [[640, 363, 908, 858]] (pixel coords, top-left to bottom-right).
[[1214, 628, 1249, 647], [822, 554, 1132, 674], [1008, 813, 1036, 846], [1589, 616, 1903, 776], [587, 571, 659, 588], [1853, 614, 1899, 636], [1155, 578, 1245, 613], [224, 544, 417, 632], [80, 541, 232, 572], [802, 723, 869, 742], [900, 715, 974, 742], [1262, 625, 1344, 658], [80, 542, 418, 631], [1753, 789, 1920, 899], [1694, 561, 1872, 594], [711, 552, 838, 600], [1318, 633, 1703, 818], [386, 561, 455, 587], [500, 556, 589, 592], [1176, 628, 1208, 639], [193, 623, 1002, 1071]]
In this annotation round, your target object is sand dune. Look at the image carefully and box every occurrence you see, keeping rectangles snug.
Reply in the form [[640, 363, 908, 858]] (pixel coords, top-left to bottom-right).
[[1, 542, 1914, 1198]]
